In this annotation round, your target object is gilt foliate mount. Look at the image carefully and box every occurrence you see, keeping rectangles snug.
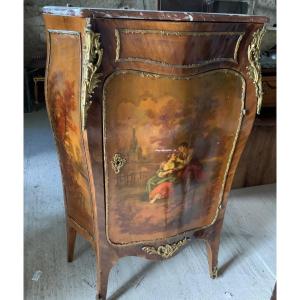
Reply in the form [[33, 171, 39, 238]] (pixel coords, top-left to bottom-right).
[[142, 237, 190, 259], [246, 26, 266, 115], [81, 19, 104, 130]]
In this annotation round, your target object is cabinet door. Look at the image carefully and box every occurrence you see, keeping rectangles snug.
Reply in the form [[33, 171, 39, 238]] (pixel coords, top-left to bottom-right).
[[103, 69, 245, 245]]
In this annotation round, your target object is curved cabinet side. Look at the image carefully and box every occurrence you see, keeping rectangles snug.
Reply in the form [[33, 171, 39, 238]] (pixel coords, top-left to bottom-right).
[[45, 29, 95, 242]]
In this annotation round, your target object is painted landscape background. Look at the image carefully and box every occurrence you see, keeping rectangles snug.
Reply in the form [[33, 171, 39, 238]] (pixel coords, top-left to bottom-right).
[[104, 70, 244, 244]]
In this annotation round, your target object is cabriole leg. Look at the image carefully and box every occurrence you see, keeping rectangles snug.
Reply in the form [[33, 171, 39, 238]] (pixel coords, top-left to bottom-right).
[[95, 251, 114, 300], [204, 220, 223, 279], [67, 225, 77, 263]]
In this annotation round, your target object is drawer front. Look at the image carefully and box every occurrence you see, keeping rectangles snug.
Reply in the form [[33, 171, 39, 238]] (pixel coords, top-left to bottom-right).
[[115, 28, 244, 67], [96, 19, 250, 75], [103, 69, 245, 245]]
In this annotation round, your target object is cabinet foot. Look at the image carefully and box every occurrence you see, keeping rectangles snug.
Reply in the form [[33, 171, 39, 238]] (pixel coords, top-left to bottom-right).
[[95, 252, 114, 300], [96, 293, 104, 300], [67, 225, 77, 262], [210, 266, 218, 279], [204, 220, 223, 279]]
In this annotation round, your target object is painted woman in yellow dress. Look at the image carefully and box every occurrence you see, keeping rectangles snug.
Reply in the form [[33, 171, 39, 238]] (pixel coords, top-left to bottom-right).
[[146, 153, 180, 203]]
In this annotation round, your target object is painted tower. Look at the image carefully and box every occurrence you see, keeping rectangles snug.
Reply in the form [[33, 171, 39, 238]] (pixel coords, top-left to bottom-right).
[[128, 128, 143, 162]]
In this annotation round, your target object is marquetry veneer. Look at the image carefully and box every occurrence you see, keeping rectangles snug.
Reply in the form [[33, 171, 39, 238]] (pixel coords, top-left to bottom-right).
[[43, 6, 268, 299]]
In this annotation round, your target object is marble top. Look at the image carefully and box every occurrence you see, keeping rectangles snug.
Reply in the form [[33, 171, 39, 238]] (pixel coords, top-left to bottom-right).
[[42, 6, 268, 24]]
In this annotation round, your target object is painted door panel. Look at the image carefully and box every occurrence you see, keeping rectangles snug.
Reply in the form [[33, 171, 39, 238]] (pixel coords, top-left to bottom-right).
[[103, 69, 245, 245]]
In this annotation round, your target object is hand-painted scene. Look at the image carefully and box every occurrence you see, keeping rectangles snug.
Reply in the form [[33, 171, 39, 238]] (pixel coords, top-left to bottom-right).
[[146, 142, 200, 204], [46, 32, 94, 234], [104, 70, 244, 244]]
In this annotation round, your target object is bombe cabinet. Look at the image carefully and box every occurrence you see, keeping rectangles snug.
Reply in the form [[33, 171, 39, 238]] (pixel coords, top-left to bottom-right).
[[43, 6, 268, 299]]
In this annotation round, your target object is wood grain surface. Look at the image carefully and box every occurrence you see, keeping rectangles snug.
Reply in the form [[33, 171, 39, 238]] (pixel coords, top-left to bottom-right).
[[43, 7, 268, 299]]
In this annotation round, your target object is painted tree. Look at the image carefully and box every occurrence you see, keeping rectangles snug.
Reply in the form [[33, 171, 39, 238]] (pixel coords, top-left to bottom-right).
[[146, 97, 186, 148]]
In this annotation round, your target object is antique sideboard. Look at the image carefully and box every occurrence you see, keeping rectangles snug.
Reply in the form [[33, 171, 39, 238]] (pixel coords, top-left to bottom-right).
[[43, 7, 268, 299]]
